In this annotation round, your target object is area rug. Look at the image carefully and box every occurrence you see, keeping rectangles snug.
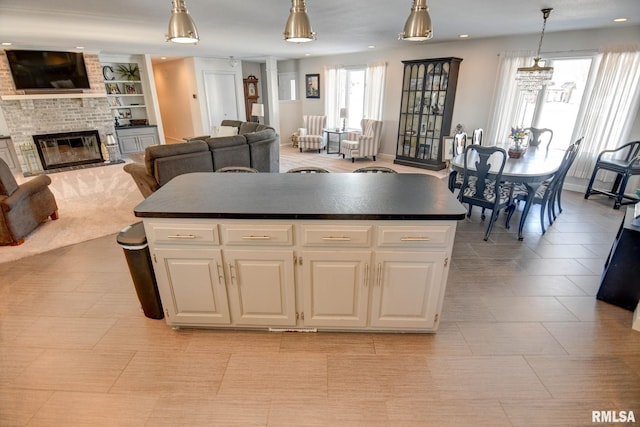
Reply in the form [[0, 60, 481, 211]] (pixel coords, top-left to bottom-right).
[[0, 160, 143, 264]]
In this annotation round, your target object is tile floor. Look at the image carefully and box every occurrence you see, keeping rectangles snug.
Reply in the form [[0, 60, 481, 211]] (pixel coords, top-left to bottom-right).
[[1, 145, 639, 426]]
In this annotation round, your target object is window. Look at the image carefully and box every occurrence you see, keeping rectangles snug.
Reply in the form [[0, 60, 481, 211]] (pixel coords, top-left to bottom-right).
[[520, 57, 593, 148], [344, 68, 365, 129]]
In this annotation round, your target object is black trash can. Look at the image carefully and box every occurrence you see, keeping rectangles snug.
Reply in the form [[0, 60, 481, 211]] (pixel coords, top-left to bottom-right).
[[117, 221, 164, 319]]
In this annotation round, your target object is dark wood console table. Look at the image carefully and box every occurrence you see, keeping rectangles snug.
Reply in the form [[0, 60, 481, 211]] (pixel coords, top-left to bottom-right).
[[597, 207, 640, 311]]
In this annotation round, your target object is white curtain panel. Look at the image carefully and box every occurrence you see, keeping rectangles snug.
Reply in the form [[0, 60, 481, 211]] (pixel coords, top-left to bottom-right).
[[364, 61, 387, 121], [486, 51, 534, 145], [569, 47, 640, 180], [324, 65, 347, 129]]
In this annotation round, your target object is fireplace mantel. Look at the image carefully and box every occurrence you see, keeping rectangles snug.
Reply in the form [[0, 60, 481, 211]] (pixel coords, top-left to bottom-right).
[[0, 93, 106, 109], [1, 93, 105, 101]]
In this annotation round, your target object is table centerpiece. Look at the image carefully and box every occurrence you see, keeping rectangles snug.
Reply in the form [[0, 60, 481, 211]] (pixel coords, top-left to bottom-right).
[[508, 127, 527, 158]]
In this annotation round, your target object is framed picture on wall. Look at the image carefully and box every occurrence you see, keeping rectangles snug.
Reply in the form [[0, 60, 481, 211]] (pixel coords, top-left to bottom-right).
[[442, 135, 455, 160], [305, 74, 320, 99]]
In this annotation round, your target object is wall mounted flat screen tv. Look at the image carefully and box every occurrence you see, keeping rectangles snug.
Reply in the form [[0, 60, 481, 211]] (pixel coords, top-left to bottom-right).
[[6, 50, 91, 91]]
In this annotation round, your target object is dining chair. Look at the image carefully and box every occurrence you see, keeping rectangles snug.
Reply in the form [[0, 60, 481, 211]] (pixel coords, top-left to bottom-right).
[[524, 127, 554, 148], [584, 140, 640, 209], [286, 166, 331, 173], [458, 144, 515, 241], [472, 128, 484, 145], [216, 166, 258, 173], [454, 132, 467, 156], [550, 137, 583, 220], [511, 138, 582, 234], [352, 166, 397, 173]]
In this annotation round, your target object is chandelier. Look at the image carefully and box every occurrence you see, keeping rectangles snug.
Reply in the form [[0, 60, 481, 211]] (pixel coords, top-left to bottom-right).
[[516, 8, 554, 100]]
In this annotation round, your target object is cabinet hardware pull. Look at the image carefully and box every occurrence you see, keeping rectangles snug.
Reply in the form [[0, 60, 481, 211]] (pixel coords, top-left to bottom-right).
[[364, 263, 369, 287], [167, 234, 196, 239], [444, 257, 449, 267], [229, 263, 236, 284], [376, 263, 382, 287], [242, 235, 271, 240], [322, 236, 352, 241], [400, 236, 430, 241], [216, 263, 225, 283]]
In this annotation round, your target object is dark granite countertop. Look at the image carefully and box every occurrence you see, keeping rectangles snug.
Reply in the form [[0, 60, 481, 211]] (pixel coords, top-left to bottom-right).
[[134, 172, 467, 221], [116, 125, 157, 129]]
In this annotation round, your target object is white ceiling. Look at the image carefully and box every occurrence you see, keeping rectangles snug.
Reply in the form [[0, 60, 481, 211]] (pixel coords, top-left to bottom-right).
[[0, 0, 638, 62]]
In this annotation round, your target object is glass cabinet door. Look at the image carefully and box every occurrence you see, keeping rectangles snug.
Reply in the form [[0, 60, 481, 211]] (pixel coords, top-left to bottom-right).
[[395, 57, 462, 171]]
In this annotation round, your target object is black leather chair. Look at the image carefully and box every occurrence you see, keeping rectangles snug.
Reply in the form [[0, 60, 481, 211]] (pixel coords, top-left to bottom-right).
[[584, 140, 640, 209]]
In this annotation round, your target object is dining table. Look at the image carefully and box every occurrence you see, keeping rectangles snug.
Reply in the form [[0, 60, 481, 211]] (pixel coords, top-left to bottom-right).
[[448, 143, 565, 240]]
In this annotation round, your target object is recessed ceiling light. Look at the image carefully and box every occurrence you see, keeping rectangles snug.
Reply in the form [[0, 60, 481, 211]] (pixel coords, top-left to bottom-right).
[[613, 18, 628, 22], [458, 34, 469, 38], [368, 45, 375, 49], [305, 53, 311, 56], [75, 46, 84, 49], [2, 42, 12, 46], [161, 56, 167, 60]]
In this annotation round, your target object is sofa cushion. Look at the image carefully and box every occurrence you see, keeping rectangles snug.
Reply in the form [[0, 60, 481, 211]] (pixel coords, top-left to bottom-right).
[[210, 125, 238, 138], [239, 122, 260, 135], [145, 140, 210, 175], [154, 151, 214, 186], [205, 135, 247, 149]]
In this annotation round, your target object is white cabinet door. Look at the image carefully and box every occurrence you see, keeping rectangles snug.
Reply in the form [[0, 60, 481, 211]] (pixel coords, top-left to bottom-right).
[[224, 249, 296, 326], [153, 248, 230, 326], [301, 251, 371, 328], [370, 251, 445, 329]]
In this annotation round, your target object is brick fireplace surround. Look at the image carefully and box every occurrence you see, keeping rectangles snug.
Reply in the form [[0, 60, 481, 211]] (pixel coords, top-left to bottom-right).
[[0, 52, 115, 173]]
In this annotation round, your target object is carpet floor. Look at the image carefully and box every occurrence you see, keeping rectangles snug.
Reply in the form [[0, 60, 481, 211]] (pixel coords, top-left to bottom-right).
[[0, 160, 143, 264]]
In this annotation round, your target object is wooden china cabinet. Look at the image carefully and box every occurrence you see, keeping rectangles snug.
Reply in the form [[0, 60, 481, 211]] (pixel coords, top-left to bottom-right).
[[243, 75, 259, 122], [394, 57, 462, 171]]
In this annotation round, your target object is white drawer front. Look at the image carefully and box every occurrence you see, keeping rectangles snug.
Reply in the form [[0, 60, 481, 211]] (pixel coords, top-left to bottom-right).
[[377, 226, 451, 248], [150, 223, 219, 245], [301, 225, 372, 247], [222, 224, 293, 245]]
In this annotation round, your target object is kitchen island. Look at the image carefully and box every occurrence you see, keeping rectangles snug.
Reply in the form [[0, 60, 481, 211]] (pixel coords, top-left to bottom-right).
[[134, 172, 466, 332]]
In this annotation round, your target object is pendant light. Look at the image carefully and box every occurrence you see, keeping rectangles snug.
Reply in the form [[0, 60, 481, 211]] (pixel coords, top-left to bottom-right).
[[283, 0, 316, 43], [167, 0, 199, 44], [516, 8, 554, 99], [399, 0, 433, 41]]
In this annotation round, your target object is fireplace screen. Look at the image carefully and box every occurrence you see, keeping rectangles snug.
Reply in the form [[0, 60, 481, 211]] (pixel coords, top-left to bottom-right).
[[32, 130, 104, 170]]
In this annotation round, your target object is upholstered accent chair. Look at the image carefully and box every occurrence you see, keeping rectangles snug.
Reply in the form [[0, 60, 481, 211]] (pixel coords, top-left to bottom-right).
[[340, 119, 383, 163], [0, 158, 59, 246], [298, 115, 327, 153]]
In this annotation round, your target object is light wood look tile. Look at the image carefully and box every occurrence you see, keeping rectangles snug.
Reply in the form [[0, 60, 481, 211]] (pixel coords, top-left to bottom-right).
[[0, 151, 638, 425], [147, 394, 270, 426], [526, 355, 640, 400], [26, 391, 158, 427], [428, 356, 551, 400], [385, 399, 512, 426], [457, 322, 567, 356], [9, 349, 133, 393], [327, 355, 437, 400]]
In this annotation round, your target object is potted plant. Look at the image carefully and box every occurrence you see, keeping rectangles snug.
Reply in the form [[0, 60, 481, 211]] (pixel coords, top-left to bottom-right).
[[117, 63, 139, 81]]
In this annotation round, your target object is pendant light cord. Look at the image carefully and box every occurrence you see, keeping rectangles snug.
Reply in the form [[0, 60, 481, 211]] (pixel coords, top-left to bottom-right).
[[535, 8, 553, 59]]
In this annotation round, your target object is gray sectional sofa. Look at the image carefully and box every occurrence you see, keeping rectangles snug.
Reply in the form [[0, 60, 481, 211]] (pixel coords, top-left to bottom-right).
[[123, 120, 279, 198]]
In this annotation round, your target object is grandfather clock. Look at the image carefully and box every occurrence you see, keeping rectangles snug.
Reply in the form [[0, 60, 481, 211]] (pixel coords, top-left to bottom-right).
[[243, 75, 259, 122]]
